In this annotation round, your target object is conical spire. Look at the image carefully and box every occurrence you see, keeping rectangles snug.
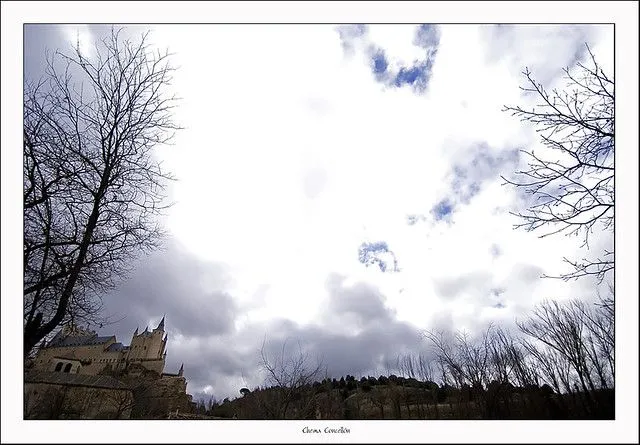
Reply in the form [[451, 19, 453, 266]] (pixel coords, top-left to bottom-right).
[[156, 315, 165, 332], [143, 325, 149, 334], [178, 363, 184, 377], [133, 326, 139, 336]]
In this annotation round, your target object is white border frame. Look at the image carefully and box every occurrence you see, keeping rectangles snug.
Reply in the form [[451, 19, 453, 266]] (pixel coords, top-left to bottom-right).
[[2, 2, 638, 443]]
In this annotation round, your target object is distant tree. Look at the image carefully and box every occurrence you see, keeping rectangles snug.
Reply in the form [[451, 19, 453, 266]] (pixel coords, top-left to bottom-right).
[[517, 299, 614, 395], [256, 337, 323, 419], [503, 45, 614, 283], [206, 396, 217, 413], [23, 28, 180, 356], [240, 388, 250, 397]]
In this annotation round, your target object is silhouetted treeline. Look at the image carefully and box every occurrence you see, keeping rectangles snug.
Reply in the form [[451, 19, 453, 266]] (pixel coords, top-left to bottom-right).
[[193, 297, 613, 420]]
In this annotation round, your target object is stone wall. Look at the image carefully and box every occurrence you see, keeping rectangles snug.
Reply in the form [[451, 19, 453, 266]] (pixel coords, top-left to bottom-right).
[[24, 365, 194, 420], [24, 378, 134, 419], [129, 375, 193, 418]]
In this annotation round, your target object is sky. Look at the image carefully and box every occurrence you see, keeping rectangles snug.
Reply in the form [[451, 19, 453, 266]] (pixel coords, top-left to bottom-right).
[[22, 23, 615, 402]]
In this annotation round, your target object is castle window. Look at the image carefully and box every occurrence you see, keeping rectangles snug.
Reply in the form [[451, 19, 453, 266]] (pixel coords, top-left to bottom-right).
[[63, 363, 72, 373], [54, 362, 63, 372]]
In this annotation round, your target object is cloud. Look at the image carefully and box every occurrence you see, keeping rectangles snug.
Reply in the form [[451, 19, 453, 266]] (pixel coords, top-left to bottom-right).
[[104, 241, 237, 338], [489, 244, 502, 258], [336, 24, 368, 55], [324, 273, 394, 327], [479, 24, 608, 85], [433, 271, 494, 300], [301, 164, 329, 199]]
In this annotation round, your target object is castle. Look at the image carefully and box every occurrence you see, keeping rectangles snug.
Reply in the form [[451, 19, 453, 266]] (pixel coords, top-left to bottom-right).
[[26, 318, 196, 419], [31, 316, 182, 378]]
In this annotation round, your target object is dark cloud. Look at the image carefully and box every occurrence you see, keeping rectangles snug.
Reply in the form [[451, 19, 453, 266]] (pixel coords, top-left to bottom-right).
[[103, 240, 237, 339], [324, 273, 394, 326], [171, 274, 429, 399]]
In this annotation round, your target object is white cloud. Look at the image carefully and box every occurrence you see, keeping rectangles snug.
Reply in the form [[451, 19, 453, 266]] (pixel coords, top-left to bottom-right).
[[142, 24, 614, 395]]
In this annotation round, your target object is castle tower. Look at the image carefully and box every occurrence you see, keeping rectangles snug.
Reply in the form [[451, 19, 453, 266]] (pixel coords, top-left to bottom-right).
[[178, 363, 184, 377], [125, 317, 167, 374], [155, 315, 165, 332]]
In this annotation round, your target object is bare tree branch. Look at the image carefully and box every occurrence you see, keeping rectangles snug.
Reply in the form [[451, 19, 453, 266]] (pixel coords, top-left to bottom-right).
[[23, 27, 181, 356], [502, 44, 614, 283]]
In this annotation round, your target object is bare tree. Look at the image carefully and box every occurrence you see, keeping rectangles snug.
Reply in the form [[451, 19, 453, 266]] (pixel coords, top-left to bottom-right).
[[517, 298, 614, 400], [256, 337, 324, 419], [105, 388, 135, 419], [23, 27, 180, 356], [503, 45, 614, 283]]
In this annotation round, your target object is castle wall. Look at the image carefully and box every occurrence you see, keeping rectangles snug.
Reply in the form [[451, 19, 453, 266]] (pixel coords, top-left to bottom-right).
[[131, 375, 192, 418], [33, 332, 165, 376], [24, 382, 134, 419], [34, 343, 118, 375]]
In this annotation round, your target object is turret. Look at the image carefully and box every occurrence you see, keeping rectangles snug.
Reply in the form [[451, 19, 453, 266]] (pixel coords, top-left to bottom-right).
[[178, 363, 184, 377], [133, 326, 139, 336], [155, 315, 165, 332]]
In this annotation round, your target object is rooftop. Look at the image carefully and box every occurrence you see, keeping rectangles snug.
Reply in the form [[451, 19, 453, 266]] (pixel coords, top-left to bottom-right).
[[48, 335, 115, 348]]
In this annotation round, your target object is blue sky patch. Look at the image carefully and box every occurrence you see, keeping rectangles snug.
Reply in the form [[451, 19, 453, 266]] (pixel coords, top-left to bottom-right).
[[371, 48, 389, 78], [358, 241, 399, 272], [393, 60, 432, 90], [431, 199, 454, 221], [364, 24, 440, 93]]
